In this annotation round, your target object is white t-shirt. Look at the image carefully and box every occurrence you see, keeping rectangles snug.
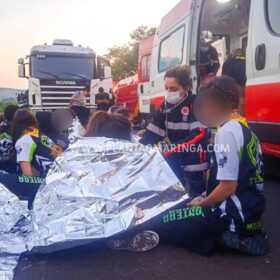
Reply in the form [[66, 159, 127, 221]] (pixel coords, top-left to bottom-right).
[[16, 134, 37, 163], [15, 131, 55, 176], [214, 120, 244, 181]]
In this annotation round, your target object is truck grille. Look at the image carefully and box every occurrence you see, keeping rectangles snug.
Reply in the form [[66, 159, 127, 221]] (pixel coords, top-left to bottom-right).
[[40, 85, 89, 109]]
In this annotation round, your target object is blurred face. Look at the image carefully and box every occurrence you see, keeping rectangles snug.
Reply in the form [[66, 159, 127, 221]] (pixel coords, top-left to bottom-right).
[[194, 94, 232, 128], [51, 109, 73, 131], [164, 77, 188, 104]]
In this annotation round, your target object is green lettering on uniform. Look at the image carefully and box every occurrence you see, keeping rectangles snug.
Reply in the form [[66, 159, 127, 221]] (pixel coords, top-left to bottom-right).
[[163, 214, 169, 223], [162, 206, 206, 224], [246, 221, 262, 231], [176, 209, 183, 220], [188, 207, 195, 217], [29, 177, 35, 183], [24, 176, 30, 183], [195, 206, 205, 217], [18, 176, 44, 184], [169, 210, 176, 221], [182, 208, 189, 219]]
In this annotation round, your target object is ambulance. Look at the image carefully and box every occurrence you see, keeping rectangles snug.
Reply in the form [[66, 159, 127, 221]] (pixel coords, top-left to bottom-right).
[[137, 35, 155, 127], [140, 0, 280, 158]]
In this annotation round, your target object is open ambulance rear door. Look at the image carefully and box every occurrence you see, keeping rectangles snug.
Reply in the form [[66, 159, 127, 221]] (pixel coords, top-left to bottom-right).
[[246, 0, 280, 158]]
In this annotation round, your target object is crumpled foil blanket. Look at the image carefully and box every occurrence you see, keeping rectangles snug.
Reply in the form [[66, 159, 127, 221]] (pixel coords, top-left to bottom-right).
[[0, 137, 189, 279], [0, 184, 30, 280], [67, 117, 85, 144]]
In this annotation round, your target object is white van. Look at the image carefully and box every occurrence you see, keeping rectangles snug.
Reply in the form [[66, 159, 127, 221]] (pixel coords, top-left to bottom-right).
[[141, 0, 280, 158]]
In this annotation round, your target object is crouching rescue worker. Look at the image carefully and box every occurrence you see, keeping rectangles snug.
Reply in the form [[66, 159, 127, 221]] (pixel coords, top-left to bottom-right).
[[140, 65, 210, 196], [108, 76, 268, 256]]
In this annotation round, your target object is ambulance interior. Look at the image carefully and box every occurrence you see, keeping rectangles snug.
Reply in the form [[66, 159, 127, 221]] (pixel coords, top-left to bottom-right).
[[200, 0, 251, 74]]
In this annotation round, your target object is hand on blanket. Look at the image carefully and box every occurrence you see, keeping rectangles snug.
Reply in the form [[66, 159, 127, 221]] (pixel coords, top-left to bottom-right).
[[187, 196, 205, 207]]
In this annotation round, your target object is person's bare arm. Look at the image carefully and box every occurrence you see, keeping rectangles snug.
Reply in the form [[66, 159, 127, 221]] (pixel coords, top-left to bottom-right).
[[19, 161, 34, 176], [188, 180, 237, 207], [71, 96, 82, 103]]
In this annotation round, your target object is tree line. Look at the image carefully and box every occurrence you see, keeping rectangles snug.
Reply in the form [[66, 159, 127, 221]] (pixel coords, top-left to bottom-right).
[[105, 26, 156, 81]]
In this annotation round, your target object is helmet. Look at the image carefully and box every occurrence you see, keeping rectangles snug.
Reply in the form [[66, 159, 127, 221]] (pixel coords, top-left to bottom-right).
[[200, 30, 213, 42]]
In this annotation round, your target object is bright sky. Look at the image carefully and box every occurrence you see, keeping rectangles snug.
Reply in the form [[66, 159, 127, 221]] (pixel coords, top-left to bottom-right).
[[0, 0, 180, 89]]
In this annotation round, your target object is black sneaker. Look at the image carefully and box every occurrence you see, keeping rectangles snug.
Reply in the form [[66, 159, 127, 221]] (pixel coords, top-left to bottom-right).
[[220, 230, 269, 255], [108, 230, 159, 253]]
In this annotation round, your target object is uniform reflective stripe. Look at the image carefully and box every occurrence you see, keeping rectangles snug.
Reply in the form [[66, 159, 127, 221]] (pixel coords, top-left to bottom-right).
[[230, 218, 236, 232], [190, 121, 205, 130], [231, 194, 245, 222], [166, 122, 190, 130], [183, 162, 209, 172], [163, 128, 206, 157], [146, 123, 166, 137], [219, 201, 227, 218]]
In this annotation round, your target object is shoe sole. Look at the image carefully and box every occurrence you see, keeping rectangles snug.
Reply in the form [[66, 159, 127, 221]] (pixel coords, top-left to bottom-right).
[[108, 230, 159, 253]]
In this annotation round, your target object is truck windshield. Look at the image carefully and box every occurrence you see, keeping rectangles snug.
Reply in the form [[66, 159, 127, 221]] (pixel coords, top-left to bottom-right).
[[31, 54, 94, 80]]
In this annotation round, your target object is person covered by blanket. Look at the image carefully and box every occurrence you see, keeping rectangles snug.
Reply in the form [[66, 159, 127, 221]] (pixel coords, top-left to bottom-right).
[[114, 107, 134, 126], [108, 76, 268, 257], [139, 65, 210, 196], [84, 111, 131, 141]]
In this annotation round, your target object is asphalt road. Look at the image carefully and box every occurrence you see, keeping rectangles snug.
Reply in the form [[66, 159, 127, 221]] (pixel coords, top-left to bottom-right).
[[14, 179, 280, 280]]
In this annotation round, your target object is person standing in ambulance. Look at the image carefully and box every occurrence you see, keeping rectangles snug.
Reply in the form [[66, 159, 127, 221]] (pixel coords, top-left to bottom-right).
[[140, 66, 210, 196], [199, 31, 220, 83]]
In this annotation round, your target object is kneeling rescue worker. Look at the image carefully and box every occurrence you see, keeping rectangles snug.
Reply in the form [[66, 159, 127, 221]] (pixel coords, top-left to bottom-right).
[[140, 65, 210, 196]]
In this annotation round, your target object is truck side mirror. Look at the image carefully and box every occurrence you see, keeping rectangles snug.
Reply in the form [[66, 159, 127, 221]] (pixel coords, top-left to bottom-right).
[[18, 64, 26, 78], [104, 66, 112, 79]]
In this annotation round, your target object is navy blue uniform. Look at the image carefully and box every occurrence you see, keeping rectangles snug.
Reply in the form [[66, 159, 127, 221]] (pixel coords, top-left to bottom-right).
[[0, 173, 43, 209], [207, 120, 265, 234], [140, 93, 210, 196], [222, 56, 246, 87], [0, 122, 17, 173], [142, 119, 266, 256], [15, 129, 58, 177]]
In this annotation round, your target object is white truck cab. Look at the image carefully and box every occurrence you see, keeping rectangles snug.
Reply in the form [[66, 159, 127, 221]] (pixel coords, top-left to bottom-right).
[[18, 39, 112, 111]]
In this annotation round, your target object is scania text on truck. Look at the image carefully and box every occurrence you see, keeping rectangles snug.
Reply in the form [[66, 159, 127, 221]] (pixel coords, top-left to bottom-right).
[[17, 39, 112, 110]]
